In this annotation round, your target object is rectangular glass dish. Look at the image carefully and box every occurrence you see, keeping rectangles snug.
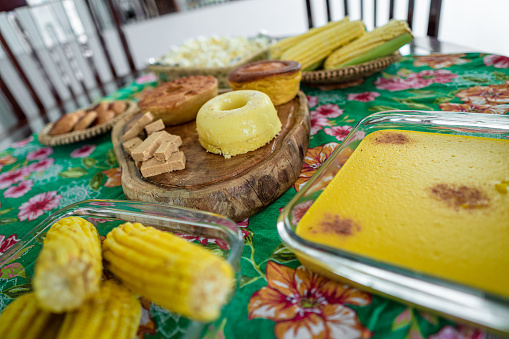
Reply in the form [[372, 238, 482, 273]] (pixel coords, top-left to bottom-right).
[[277, 110, 509, 334], [0, 199, 244, 339]]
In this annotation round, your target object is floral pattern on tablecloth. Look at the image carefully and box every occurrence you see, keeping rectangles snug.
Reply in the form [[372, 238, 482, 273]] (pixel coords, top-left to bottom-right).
[[0, 53, 508, 338]]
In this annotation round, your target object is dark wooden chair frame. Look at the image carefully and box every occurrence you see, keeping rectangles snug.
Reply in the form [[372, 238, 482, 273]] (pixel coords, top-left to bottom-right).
[[0, 0, 139, 140], [305, 0, 443, 38]]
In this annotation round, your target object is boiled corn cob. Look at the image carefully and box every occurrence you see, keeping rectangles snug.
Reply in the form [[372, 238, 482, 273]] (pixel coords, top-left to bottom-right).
[[324, 19, 413, 69], [57, 279, 141, 339], [270, 17, 350, 59], [33, 216, 102, 313], [280, 19, 366, 70], [0, 292, 64, 339], [102, 222, 235, 322]]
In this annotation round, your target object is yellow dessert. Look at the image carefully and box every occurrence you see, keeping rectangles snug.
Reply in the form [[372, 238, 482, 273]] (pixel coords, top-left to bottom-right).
[[296, 129, 509, 297], [196, 90, 282, 158], [228, 60, 302, 106]]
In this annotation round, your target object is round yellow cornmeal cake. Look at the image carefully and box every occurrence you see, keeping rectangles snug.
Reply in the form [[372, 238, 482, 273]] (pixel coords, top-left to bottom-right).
[[228, 60, 301, 106], [196, 90, 281, 158]]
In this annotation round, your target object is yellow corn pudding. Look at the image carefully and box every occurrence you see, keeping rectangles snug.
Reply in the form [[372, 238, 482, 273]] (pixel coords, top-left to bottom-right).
[[196, 90, 281, 158], [296, 129, 509, 297], [228, 60, 301, 106]]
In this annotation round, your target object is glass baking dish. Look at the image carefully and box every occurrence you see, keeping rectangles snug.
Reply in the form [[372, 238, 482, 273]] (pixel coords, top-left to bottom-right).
[[0, 199, 244, 339], [277, 111, 509, 335]]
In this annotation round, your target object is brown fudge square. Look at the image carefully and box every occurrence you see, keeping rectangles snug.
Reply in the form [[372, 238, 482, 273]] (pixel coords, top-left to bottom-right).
[[145, 119, 165, 135], [168, 151, 186, 171], [131, 131, 170, 162], [122, 112, 154, 141], [122, 137, 143, 156], [139, 151, 186, 178], [140, 157, 168, 177], [154, 135, 182, 161]]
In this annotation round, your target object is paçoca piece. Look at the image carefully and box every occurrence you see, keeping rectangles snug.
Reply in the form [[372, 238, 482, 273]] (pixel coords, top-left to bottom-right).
[[131, 130, 170, 162], [140, 151, 186, 177], [154, 135, 182, 161], [122, 137, 143, 156], [122, 112, 154, 141], [145, 119, 166, 135]]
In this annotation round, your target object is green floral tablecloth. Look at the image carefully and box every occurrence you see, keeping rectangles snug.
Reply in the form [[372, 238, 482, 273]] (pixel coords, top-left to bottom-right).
[[0, 53, 508, 338]]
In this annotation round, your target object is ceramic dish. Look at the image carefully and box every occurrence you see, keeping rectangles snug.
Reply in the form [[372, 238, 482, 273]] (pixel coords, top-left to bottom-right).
[[301, 52, 401, 84], [38, 100, 138, 146], [0, 199, 243, 338], [277, 111, 509, 334]]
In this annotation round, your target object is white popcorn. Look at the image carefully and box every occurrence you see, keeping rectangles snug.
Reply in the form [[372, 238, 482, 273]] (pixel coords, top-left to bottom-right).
[[158, 35, 271, 68]]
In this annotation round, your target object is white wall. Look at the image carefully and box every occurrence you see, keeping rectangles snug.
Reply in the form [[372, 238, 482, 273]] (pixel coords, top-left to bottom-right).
[[122, 0, 509, 68], [123, 0, 309, 69]]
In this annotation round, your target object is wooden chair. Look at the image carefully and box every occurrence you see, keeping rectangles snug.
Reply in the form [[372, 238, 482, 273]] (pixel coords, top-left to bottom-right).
[[304, 0, 443, 37], [0, 0, 140, 145]]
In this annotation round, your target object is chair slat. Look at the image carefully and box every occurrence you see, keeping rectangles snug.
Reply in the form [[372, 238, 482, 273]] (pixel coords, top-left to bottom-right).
[[106, 0, 139, 80], [427, 0, 442, 38], [407, 0, 415, 30], [0, 28, 49, 124]]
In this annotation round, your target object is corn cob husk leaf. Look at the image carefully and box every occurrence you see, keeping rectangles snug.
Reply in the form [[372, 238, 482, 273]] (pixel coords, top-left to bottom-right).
[[333, 32, 413, 68], [324, 19, 412, 69]]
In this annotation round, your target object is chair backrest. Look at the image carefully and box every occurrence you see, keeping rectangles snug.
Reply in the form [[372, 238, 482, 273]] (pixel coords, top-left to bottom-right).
[[0, 0, 142, 146], [304, 0, 443, 37]]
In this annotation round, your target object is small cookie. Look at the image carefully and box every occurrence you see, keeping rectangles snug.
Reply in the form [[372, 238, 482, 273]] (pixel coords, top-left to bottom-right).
[[49, 109, 86, 136], [111, 101, 127, 115], [73, 111, 98, 131], [95, 102, 110, 114], [96, 110, 115, 125]]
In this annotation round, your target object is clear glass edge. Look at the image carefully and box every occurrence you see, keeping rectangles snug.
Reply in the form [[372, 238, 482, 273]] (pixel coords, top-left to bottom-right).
[[1, 199, 244, 268], [0, 199, 245, 333], [277, 110, 509, 333]]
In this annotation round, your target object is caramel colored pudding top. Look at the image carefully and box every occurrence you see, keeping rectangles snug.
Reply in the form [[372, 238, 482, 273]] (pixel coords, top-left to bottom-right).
[[138, 75, 217, 111], [296, 130, 509, 297], [228, 60, 301, 83]]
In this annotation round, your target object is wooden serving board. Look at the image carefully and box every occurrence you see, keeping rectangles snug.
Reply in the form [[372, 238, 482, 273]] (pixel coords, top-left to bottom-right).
[[111, 91, 310, 222]]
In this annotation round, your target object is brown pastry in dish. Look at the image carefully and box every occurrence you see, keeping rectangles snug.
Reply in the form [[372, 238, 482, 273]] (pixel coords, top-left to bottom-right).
[[49, 110, 86, 135], [111, 101, 127, 115], [95, 102, 110, 114], [228, 60, 301, 106], [137, 76, 218, 126], [96, 110, 115, 125], [73, 111, 98, 131]]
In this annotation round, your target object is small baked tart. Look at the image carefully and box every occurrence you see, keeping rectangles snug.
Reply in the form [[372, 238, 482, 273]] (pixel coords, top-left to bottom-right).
[[228, 60, 301, 106], [137, 75, 218, 126]]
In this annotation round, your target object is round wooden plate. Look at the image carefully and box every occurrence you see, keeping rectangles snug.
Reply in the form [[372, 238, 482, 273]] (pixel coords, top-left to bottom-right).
[[301, 52, 401, 84], [38, 100, 138, 146], [111, 91, 310, 222]]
